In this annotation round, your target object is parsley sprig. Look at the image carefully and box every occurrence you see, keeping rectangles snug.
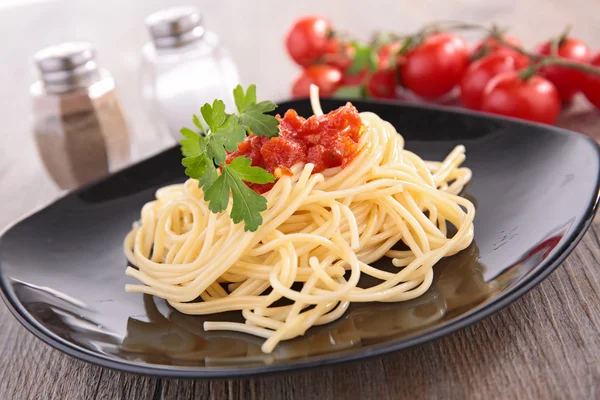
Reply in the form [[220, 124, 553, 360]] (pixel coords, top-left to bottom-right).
[[180, 85, 279, 232]]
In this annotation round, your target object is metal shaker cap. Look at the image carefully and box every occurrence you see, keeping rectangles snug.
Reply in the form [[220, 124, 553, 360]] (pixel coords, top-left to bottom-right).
[[145, 6, 204, 48], [34, 42, 100, 93]]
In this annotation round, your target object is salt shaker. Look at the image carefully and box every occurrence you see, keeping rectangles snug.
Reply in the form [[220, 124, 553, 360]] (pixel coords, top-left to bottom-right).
[[31, 42, 131, 190], [139, 6, 240, 142]]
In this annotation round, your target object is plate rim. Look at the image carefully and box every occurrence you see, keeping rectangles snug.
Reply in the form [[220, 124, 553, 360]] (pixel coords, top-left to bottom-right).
[[1, 100, 599, 378]]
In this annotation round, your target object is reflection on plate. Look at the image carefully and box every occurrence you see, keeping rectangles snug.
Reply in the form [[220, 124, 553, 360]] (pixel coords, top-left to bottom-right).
[[121, 243, 496, 367]]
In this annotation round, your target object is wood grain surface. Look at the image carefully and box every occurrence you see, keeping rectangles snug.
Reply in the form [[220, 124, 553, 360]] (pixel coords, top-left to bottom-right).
[[1, 0, 600, 399]]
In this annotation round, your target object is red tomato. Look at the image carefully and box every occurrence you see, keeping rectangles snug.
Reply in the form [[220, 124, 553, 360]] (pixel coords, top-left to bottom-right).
[[323, 42, 365, 85], [472, 35, 523, 58], [536, 37, 592, 101], [460, 53, 530, 110], [341, 69, 368, 86], [322, 39, 353, 71], [366, 69, 397, 99], [285, 16, 333, 67], [377, 42, 403, 69], [583, 52, 600, 109], [399, 33, 470, 100], [480, 71, 561, 125], [291, 65, 342, 97]]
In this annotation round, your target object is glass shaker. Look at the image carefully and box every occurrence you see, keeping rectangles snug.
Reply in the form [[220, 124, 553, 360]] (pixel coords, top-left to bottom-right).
[[139, 6, 240, 142], [31, 42, 131, 190]]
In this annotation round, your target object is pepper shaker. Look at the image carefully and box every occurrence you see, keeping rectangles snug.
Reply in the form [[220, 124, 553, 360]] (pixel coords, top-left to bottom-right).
[[31, 42, 131, 190]]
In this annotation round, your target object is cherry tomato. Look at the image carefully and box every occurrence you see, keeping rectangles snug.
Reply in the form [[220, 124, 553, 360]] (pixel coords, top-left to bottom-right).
[[582, 52, 600, 109], [480, 71, 561, 125], [291, 65, 342, 97], [460, 53, 530, 110], [322, 39, 353, 71], [400, 33, 469, 100], [472, 35, 523, 58], [366, 68, 397, 99], [536, 37, 592, 102], [341, 69, 369, 86], [285, 16, 333, 67], [322, 42, 365, 85], [377, 42, 403, 69]]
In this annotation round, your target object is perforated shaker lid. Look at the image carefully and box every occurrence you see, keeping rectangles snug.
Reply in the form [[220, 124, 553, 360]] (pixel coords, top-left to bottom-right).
[[34, 42, 100, 92], [145, 6, 204, 48]]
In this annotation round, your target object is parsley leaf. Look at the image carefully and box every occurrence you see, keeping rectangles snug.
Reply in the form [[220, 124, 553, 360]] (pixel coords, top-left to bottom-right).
[[182, 153, 209, 178], [199, 161, 218, 189], [201, 100, 227, 133], [206, 114, 246, 165], [203, 172, 231, 213], [182, 154, 219, 199], [181, 134, 217, 191], [233, 84, 257, 113], [197, 100, 246, 164], [180, 128, 203, 157], [233, 84, 279, 138], [239, 101, 279, 138], [180, 85, 279, 231], [192, 114, 206, 133], [228, 173, 268, 231], [203, 157, 273, 231], [227, 156, 275, 184]]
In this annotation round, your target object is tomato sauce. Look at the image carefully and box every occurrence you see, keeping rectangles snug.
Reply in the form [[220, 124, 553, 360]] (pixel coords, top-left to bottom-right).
[[226, 103, 362, 193]]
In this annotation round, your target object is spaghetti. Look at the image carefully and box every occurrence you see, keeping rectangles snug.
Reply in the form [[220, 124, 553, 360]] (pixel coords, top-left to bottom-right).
[[124, 87, 475, 353]]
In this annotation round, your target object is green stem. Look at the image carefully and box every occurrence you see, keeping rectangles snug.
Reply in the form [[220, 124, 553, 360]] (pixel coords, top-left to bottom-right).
[[550, 38, 559, 57], [518, 66, 539, 80], [419, 20, 486, 33], [387, 32, 412, 41], [488, 37, 600, 75], [490, 34, 600, 77], [540, 57, 600, 76], [490, 24, 509, 37], [549, 25, 570, 56], [487, 31, 539, 59], [329, 29, 353, 42], [558, 24, 572, 46], [399, 21, 488, 54]]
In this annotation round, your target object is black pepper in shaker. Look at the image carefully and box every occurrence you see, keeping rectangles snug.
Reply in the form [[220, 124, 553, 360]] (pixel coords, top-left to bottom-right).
[[31, 42, 131, 190]]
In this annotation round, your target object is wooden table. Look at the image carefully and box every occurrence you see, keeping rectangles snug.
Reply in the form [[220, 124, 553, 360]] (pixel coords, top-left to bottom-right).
[[1, 1, 600, 399]]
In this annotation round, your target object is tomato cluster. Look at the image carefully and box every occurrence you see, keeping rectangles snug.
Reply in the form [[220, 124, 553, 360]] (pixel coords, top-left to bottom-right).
[[284, 16, 600, 125]]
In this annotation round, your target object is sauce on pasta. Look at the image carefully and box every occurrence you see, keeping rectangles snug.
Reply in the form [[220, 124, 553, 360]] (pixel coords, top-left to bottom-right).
[[226, 103, 361, 193]]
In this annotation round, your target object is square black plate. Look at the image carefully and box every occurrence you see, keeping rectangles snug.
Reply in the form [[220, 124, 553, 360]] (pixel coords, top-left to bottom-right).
[[1, 99, 599, 378]]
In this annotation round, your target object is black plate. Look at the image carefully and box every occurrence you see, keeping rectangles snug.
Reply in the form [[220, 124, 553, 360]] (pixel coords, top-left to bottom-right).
[[1, 99, 599, 378]]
